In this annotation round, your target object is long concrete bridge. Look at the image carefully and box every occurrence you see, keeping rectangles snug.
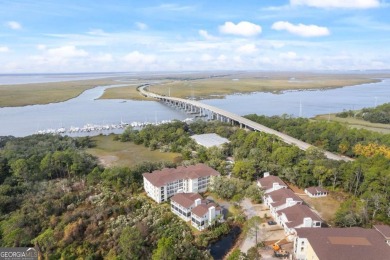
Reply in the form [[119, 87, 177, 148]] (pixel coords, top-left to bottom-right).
[[139, 85, 352, 162]]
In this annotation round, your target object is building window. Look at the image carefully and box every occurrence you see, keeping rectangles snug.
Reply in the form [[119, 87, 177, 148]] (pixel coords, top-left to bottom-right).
[[301, 247, 304, 252]]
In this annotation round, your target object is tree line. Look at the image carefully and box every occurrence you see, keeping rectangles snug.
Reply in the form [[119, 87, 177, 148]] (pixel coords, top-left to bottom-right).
[[117, 119, 390, 226], [337, 102, 390, 124]]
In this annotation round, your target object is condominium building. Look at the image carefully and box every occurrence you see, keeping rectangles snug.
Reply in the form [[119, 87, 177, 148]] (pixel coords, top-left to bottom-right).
[[143, 164, 220, 203], [294, 227, 390, 260]]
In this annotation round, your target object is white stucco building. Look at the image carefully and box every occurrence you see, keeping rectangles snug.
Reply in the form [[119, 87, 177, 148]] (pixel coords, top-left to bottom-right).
[[143, 164, 220, 203]]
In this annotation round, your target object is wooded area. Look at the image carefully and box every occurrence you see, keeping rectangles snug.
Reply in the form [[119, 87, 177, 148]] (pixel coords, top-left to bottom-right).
[[0, 116, 389, 258], [336, 102, 390, 124]]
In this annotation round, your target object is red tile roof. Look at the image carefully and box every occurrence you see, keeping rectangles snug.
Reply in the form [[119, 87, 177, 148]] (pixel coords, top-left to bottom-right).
[[258, 175, 287, 190], [143, 163, 220, 187], [277, 204, 322, 228], [296, 227, 390, 260], [171, 193, 203, 208], [305, 186, 328, 195]]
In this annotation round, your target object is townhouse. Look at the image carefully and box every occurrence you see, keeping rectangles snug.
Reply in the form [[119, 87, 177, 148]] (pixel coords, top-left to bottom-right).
[[257, 172, 287, 194], [276, 204, 322, 234], [170, 192, 222, 231], [264, 188, 303, 218], [170, 192, 203, 221]]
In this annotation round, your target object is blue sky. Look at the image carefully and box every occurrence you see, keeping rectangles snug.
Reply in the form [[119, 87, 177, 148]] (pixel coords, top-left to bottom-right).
[[0, 0, 389, 73]]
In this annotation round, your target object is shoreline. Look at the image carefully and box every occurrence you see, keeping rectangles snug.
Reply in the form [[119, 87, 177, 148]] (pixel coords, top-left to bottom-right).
[[0, 72, 387, 108]]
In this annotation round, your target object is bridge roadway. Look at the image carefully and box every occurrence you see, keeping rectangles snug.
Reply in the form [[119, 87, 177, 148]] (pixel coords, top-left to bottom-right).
[[139, 85, 352, 162]]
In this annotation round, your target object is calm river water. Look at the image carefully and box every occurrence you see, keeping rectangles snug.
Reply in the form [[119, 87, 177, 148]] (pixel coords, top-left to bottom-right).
[[0, 79, 389, 137]]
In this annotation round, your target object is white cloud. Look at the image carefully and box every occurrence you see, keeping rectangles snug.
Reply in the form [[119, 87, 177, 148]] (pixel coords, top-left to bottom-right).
[[123, 51, 156, 64], [5, 21, 22, 30], [199, 30, 217, 40], [87, 29, 108, 36], [200, 54, 213, 62], [37, 44, 47, 50], [92, 53, 113, 63], [272, 21, 330, 37], [290, 0, 380, 9], [135, 22, 148, 30], [29, 45, 89, 70], [217, 55, 227, 62], [219, 21, 262, 37], [47, 45, 88, 58], [279, 51, 298, 59], [237, 44, 258, 55], [0, 46, 10, 52]]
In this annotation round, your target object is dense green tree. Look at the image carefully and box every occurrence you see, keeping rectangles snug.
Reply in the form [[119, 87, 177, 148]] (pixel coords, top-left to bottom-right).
[[232, 160, 257, 181], [152, 237, 176, 260], [245, 184, 264, 203], [119, 226, 144, 260]]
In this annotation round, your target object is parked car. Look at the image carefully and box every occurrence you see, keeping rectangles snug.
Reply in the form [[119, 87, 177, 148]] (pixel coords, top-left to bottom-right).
[[267, 220, 277, 225]]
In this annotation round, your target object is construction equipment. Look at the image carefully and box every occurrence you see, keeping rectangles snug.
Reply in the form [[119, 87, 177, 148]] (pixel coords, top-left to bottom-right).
[[272, 236, 290, 258]]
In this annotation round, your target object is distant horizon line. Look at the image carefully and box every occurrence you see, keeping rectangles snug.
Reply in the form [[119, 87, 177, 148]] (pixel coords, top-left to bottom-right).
[[1, 69, 390, 76]]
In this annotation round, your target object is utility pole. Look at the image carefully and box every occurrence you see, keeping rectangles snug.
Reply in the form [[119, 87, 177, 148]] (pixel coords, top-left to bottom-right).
[[299, 99, 302, 118]]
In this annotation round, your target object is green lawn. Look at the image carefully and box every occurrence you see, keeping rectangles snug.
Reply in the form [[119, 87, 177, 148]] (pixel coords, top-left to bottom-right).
[[314, 114, 390, 134], [87, 134, 182, 167]]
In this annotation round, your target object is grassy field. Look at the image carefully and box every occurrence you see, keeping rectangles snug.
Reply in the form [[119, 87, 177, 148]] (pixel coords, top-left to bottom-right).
[[86, 134, 181, 168], [314, 114, 390, 134], [288, 183, 342, 223], [1, 72, 387, 107], [99, 84, 153, 101], [147, 73, 380, 100], [301, 194, 342, 224], [0, 78, 119, 107]]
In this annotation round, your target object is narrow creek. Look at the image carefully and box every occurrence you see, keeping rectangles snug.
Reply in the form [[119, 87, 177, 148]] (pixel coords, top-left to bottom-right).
[[209, 226, 241, 260]]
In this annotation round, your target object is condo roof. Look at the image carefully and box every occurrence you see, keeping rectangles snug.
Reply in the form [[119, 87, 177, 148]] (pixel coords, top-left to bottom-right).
[[277, 204, 322, 228], [267, 188, 303, 205], [258, 175, 286, 190], [143, 163, 220, 187], [296, 227, 390, 260], [192, 202, 219, 217], [171, 193, 203, 208]]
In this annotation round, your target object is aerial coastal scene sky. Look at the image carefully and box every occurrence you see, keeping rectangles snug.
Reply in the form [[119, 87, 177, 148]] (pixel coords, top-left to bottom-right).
[[0, 0, 389, 73]]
